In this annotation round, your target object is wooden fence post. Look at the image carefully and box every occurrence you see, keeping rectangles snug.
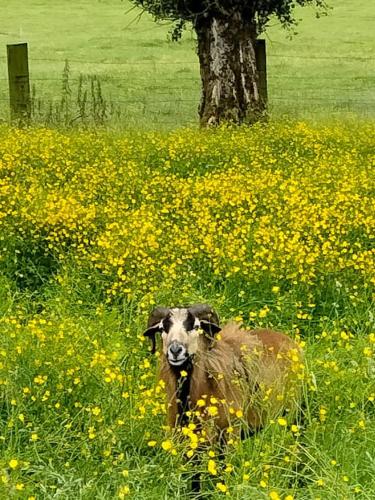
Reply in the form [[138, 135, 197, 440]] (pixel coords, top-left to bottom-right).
[[7, 43, 31, 123], [255, 39, 268, 107]]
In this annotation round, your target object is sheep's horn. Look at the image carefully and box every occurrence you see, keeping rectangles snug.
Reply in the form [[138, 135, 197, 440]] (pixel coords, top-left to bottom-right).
[[147, 306, 170, 327], [188, 304, 220, 327]]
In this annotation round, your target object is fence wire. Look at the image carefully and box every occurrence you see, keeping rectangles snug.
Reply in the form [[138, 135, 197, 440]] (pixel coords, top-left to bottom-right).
[[0, 51, 374, 126]]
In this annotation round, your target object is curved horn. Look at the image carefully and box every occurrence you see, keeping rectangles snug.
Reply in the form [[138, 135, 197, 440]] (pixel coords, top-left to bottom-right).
[[188, 303, 219, 326], [147, 306, 170, 327]]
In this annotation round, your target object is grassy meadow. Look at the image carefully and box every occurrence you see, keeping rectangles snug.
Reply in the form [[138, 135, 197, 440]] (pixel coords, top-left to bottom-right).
[[0, 0, 374, 127], [0, 1, 374, 498], [0, 121, 374, 498]]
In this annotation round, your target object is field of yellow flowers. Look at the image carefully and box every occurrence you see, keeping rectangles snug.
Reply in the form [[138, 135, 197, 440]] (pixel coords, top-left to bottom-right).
[[0, 122, 374, 499]]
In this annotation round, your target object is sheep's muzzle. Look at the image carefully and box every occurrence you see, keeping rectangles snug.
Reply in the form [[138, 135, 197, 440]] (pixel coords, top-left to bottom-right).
[[167, 341, 189, 367]]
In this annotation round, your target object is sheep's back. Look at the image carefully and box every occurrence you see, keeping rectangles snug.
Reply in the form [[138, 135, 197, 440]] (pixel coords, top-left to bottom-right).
[[212, 323, 304, 426]]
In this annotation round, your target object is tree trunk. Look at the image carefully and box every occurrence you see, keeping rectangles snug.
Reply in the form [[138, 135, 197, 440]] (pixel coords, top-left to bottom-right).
[[194, 12, 265, 127]]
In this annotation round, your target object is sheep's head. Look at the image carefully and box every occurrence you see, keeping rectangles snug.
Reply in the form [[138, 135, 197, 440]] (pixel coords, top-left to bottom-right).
[[143, 304, 220, 367]]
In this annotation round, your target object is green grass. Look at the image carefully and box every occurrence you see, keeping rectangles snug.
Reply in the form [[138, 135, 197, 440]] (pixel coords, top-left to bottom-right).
[[0, 122, 374, 498], [0, 0, 374, 127]]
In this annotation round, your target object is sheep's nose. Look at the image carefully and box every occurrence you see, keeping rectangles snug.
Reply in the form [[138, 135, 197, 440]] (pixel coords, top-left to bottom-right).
[[167, 342, 188, 366], [168, 342, 184, 358]]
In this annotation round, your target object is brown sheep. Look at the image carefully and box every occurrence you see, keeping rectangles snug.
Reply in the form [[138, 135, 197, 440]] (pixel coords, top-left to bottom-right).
[[143, 304, 304, 438]]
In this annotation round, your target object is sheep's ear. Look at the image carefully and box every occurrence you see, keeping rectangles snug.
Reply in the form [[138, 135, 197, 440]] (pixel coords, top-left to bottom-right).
[[144, 306, 170, 354], [143, 324, 163, 354], [199, 320, 221, 337]]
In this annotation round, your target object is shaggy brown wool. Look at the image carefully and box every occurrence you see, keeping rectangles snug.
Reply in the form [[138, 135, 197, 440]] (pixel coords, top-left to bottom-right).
[[159, 323, 303, 434]]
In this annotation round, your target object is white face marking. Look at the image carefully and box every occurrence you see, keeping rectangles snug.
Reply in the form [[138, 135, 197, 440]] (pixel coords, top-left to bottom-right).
[[161, 309, 201, 364]]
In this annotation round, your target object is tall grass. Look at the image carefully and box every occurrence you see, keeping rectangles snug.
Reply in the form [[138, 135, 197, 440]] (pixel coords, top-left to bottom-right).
[[0, 122, 374, 498], [29, 61, 122, 127]]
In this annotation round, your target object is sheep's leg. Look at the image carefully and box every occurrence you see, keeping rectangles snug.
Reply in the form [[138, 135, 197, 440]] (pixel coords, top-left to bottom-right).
[[240, 426, 257, 440], [287, 400, 310, 488], [184, 451, 202, 494], [183, 423, 203, 494], [187, 425, 219, 494], [217, 429, 228, 460], [191, 471, 201, 493], [181, 457, 201, 495], [287, 432, 310, 489], [296, 398, 308, 429]]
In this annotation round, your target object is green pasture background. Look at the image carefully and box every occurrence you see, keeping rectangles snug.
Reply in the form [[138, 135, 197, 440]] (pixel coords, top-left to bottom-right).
[[1, 0, 374, 127]]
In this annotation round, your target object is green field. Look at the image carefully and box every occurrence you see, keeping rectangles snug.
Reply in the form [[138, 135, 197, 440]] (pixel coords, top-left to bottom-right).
[[0, 122, 374, 498], [1, 0, 374, 127], [0, 1, 374, 498]]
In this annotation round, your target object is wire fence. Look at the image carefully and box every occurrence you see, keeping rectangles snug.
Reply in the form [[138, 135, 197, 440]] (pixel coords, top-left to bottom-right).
[[0, 51, 374, 127], [1, 53, 374, 63]]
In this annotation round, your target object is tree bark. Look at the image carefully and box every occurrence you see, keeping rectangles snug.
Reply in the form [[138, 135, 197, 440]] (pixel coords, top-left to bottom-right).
[[194, 12, 265, 127]]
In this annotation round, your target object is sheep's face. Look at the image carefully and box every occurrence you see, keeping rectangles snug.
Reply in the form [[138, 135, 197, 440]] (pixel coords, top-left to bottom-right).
[[161, 309, 202, 366], [144, 304, 221, 366]]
